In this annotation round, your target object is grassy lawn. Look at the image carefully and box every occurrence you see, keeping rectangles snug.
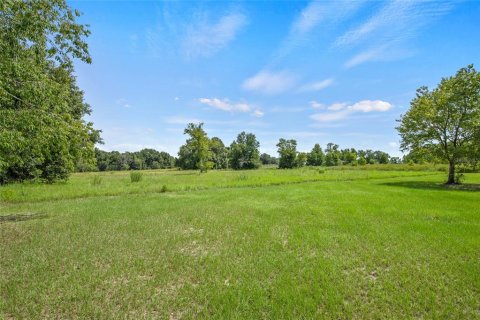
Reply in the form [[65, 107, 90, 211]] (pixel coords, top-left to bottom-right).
[[1, 167, 479, 319]]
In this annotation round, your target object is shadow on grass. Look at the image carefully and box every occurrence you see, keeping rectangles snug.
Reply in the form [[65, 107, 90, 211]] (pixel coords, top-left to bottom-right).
[[0, 213, 48, 223], [380, 181, 480, 192]]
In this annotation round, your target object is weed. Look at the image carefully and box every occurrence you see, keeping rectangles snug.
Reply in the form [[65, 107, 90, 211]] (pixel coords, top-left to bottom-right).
[[91, 175, 103, 186], [130, 171, 143, 183]]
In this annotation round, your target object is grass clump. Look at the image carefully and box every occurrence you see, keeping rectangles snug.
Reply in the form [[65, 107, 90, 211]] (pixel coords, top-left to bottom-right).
[[130, 171, 143, 183], [91, 175, 103, 186]]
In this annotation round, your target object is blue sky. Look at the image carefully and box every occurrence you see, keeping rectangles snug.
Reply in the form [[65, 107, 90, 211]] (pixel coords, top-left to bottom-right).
[[72, 0, 480, 157]]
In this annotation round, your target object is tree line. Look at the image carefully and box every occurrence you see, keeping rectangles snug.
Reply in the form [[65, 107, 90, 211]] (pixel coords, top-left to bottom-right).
[[88, 123, 399, 173], [92, 149, 175, 172]]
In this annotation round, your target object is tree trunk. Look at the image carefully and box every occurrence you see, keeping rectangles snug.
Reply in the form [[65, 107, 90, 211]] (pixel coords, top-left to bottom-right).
[[447, 161, 456, 184]]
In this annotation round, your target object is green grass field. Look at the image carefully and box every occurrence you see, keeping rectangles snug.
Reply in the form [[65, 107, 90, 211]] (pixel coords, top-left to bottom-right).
[[1, 166, 479, 319]]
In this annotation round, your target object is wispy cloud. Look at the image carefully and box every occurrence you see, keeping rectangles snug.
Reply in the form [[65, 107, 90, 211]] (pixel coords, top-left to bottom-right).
[[147, 6, 248, 59], [274, 0, 364, 60], [310, 101, 324, 109], [327, 102, 347, 111], [251, 109, 264, 117], [310, 100, 393, 122], [291, 1, 326, 34], [198, 98, 264, 117], [243, 70, 297, 95], [298, 78, 334, 92], [183, 12, 248, 58], [336, 0, 454, 67]]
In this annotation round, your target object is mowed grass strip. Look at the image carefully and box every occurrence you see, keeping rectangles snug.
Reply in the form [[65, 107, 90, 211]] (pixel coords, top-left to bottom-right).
[[1, 170, 479, 319]]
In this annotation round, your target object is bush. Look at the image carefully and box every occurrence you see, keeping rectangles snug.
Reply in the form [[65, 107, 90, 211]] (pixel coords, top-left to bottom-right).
[[160, 185, 168, 193], [91, 175, 102, 186], [130, 171, 143, 183], [358, 157, 367, 166]]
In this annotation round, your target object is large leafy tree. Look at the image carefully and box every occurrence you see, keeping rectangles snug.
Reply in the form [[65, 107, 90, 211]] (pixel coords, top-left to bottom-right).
[[0, 0, 101, 183], [277, 138, 297, 169], [229, 132, 260, 170], [306, 143, 324, 166], [209, 137, 228, 169], [324, 143, 341, 167], [181, 123, 212, 172], [397, 65, 480, 184]]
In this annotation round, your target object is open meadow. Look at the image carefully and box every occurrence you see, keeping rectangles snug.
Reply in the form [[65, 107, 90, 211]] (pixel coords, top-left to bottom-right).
[[1, 166, 480, 319]]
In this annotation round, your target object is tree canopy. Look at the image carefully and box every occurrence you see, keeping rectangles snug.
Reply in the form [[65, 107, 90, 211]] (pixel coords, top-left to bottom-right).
[[229, 132, 261, 170], [277, 139, 298, 169], [0, 0, 100, 183], [397, 65, 480, 184]]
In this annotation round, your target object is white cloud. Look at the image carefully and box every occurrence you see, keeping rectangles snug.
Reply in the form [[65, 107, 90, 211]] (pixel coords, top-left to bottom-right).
[[349, 100, 392, 112], [298, 78, 334, 92], [183, 13, 248, 58], [344, 46, 386, 68], [328, 102, 347, 111], [310, 100, 393, 122], [310, 101, 324, 109], [243, 70, 297, 95], [292, 1, 325, 34], [174, 97, 180, 101], [344, 44, 414, 68], [388, 142, 398, 148], [198, 98, 253, 113]]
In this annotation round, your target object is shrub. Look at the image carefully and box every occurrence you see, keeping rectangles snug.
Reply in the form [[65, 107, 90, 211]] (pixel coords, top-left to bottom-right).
[[130, 171, 143, 183], [160, 185, 168, 193], [91, 175, 102, 186], [318, 169, 325, 174]]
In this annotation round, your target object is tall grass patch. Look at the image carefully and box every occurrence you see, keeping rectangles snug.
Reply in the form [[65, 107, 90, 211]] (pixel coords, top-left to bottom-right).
[[130, 171, 143, 183]]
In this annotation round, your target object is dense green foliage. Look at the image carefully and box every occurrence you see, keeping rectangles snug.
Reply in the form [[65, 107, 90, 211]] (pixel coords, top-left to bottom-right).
[[177, 123, 212, 172], [1, 168, 479, 318], [177, 124, 229, 171], [94, 149, 175, 171], [306, 143, 325, 166], [0, 0, 100, 184], [260, 153, 278, 165], [229, 131, 261, 170], [398, 65, 480, 184], [209, 137, 228, 169], [277, 138, 298, 169]]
